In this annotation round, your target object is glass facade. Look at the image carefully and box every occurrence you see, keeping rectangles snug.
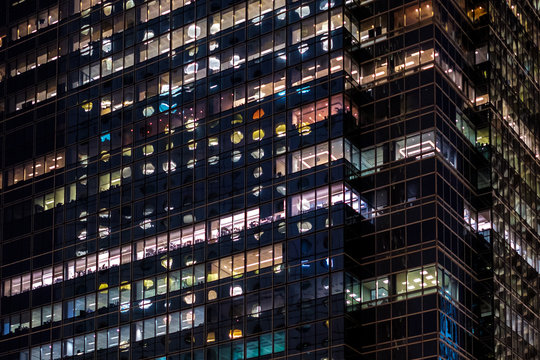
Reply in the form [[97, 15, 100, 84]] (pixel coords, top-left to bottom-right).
[[0, 0, 538, 359]]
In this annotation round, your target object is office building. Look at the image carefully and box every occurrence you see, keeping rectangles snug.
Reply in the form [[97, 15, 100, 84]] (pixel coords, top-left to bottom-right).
[[355, 0, 539, 358], [0, 0, 537, 359]]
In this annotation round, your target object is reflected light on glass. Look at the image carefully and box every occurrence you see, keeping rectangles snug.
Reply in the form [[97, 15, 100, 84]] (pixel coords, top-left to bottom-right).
[[232, 150, 242, 162], [138, 300, 152, 309]]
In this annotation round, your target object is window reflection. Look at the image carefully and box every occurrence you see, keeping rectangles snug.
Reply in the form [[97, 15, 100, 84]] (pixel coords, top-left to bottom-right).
[[4, 203, 288, 297], [6, 0, 349, 116], [23, 326, 285, 359]]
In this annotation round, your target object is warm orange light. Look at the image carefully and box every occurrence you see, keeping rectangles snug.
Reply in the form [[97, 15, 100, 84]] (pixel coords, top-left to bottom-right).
[[229, 329, 243, 339], [252, 109, 264, 119]]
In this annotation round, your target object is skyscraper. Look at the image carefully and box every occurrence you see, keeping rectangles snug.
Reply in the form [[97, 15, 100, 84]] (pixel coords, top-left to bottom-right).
[[356, 0, 539, 358], [0, 0, 538, 359]]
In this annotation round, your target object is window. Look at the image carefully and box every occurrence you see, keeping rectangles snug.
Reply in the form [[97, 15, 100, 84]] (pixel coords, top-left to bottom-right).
[[10, 5, 59, 40], [206, 244, 282, 282], [360, 15, 387, 47], [475, 45, 488, 64], [395, 131, 436, 160], [361, 144, 387, 174], [208, 208, 261, 241], [291, 99, 330, 131], [463, 202, 477, 231], [5, 150, 65, 187], [435, 133, 457, 167], [5, 205, 283, 298], [290, 183, 360, 216], [155, 316, 167, 336], [290, 142, 333, 173], [275, 156, 286, 178], [477, 210, 491, 232], [361, 277, 389, 304], [439, 268, 458, 300], [455, 111, 476, 144], [395, 265, 437, 299]]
